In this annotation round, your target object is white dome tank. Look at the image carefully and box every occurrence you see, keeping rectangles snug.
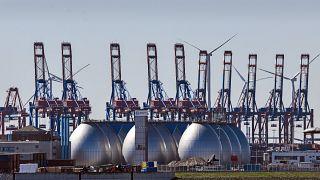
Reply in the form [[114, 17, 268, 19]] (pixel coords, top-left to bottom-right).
[[70, 122, 123, 166], [122, 123, 179, 164], [178, 123, 222, 162], [229, 125, 250, 163], [172, 126, 182, 147], [178, 123, 250, 164]]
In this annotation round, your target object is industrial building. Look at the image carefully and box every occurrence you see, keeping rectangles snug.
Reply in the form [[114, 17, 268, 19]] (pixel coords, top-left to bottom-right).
[[0, 126, 61, 160], [271, 150, 320, 165]]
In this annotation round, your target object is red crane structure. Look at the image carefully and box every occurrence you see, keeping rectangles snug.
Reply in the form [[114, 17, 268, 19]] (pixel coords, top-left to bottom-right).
[[0, 87, 28, 135], [233, 55, 259, 137], [29, 42, 63, 131], [214, 51, 233, 123], [295, 54, 314, 143], [60, 42, 91, 159], [61, 42, 91, 130], [144, 43, 175, 120], [174, 43, 206, 121], [106, 43, 140, 121]]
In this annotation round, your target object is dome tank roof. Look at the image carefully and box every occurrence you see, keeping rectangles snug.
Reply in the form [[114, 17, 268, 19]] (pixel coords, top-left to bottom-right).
[[70, 122, 123, 166], [178, 123, 250, 164], [178, 123, 222, 162], [122, 123, 179, 164], [108, 122, 134, 144], [229, 125, 250, 163]]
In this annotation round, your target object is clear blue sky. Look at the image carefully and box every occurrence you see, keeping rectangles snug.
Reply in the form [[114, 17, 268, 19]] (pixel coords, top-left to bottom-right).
[[0, 0, 319, 134]]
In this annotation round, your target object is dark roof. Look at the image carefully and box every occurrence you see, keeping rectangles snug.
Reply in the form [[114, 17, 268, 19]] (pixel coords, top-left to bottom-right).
[[13, 125, 47, 133]]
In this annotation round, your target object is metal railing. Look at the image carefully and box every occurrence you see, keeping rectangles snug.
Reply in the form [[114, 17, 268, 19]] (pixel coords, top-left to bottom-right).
[[158, 164, 320, 172]]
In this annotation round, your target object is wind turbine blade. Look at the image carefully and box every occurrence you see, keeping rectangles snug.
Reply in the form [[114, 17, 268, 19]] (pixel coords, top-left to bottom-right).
[[49, 73, 63, 82], [23, 94, 35, 108], [256, 77, 273, 82], [208, 34, 237, 55], [310, 52, 320, 65], [179, 39, 201, 51], [291, 53, 320, 79], [258, 68, 276, 75], [232, 65, 246, 82], [71, 64, 90, 78], [52, 79, 63, 83], [292, 72, 300, 79], [258, 68, 291, 80]]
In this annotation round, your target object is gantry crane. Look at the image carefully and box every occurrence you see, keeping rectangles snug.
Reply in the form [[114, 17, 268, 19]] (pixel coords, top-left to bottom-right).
[[61, 42, 91, 159], [174, 43, 205, 120], [233, 55, 259, 137], [61, 42, 91, 129], [144, 43, 175, 120], [295, 54, 314, 143], [259, 53, 319, 145], [182, 34, 237, 120], [258, 54, 286, 147], [29, 42, 63, 130], [0, 87, 28, 135], [214, 51, 233, 123], [196, 50, 209, 109], [106, 43, 139, 121]]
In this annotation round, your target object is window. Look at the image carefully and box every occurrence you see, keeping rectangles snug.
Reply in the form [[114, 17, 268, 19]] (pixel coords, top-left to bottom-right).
[[275, 156, 298, 160], [35, 145, 39, 148]]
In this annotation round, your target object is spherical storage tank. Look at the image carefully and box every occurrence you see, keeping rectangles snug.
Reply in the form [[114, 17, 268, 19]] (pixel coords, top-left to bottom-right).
[[122, 123, 179, 164], [178, 123, 250, 164], [70, 122, 123, 166]]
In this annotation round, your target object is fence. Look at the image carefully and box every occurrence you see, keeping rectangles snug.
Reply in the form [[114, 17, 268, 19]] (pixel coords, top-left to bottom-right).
[[158, 164, 320, 172]]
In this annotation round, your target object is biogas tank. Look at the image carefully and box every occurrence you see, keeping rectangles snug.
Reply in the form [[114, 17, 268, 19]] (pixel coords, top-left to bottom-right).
[[122, 123, 179, 164], [178, 123, 250, 164], [70, 122, 123, 166]]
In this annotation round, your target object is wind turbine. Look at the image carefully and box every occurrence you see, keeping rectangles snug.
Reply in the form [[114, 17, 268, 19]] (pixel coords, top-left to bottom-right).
[[181, 34, 237, 112], [259, 53, 320, 109], [233, 65, 272, 107]]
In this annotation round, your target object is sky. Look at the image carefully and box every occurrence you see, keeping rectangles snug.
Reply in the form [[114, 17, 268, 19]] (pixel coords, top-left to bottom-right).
[[0, 0, 319, 137]]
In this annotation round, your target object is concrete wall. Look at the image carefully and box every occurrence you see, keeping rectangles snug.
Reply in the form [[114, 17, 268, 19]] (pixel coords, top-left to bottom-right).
[[14, 172, 175, 180]]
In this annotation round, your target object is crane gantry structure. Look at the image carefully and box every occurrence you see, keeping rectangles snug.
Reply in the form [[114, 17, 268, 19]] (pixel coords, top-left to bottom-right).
[[102, 42, 317, 148], [0, 87, 28, 135], [60, 42, 91, 158], [174, 43, 206, 121], [214, 51, 233, 123], [106, 43, 140, 121], [29, 42, 63, 131], [144, 43, 175, 121], [295, 54, 314, 144], [0, 41, 317, 151]]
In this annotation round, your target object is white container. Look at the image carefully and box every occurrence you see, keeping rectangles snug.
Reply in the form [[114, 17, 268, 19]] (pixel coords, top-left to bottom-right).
[[19, 163, 38, 173]]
